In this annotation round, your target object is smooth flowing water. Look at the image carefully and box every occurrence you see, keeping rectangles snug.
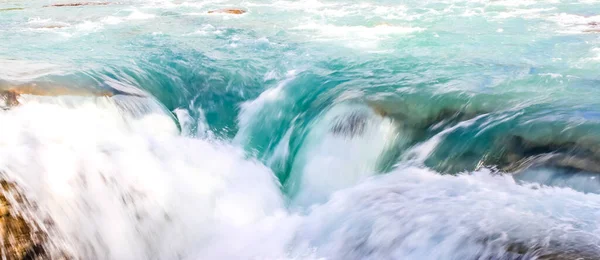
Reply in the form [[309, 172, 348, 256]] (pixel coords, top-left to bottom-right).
[[1, 0, 600, 259]]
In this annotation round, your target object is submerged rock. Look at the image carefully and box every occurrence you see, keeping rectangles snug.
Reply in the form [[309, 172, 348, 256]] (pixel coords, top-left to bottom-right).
[[39, 25, 69, 29], [366, 100, 600, 177], [44, 2, 110, 7], [499, 240, 600, 260], [491, 135, 600, 173], [583, 21, 600, 33], [330, 111, 369, 137], [207, 9, 246, 15], [29, 22, 71, 29], [366, 100, 485, 130], [0, 8, 24, 12], [504, 153, 600, 174]]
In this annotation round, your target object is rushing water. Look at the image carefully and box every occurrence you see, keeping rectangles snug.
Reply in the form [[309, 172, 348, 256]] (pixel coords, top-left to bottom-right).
[[1, 0, 600, 259]]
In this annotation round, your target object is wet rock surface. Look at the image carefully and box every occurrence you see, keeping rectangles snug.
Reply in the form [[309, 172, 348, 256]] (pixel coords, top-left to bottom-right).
[[0, 82, 148, 109], [0, 180, 48, 259], [44, 2, 111, 8], [0, 8, 24, 12], [207, 8, 246, 15], [330, 111, 369, 137], [489, 135, 600, 173], [0, 177, 74, 260]]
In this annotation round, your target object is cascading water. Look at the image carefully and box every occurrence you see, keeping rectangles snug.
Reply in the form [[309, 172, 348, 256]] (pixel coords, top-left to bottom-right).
[[1, 0, 600, 259]]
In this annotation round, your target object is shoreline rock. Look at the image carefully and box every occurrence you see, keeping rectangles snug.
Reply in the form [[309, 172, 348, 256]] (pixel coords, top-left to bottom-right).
[[44, 2, 111, 8], [0, 180, 48, 259], [0, 8, 24, 12], [207, 8, 246, 15]]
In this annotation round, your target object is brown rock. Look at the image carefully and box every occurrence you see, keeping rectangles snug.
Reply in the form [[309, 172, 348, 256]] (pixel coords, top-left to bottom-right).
[[0, 84, 123, 109], [1, 90, 20, 107], [44, 2, 110, 7], [207, 8, 246, 15], [7, 85, 114, 97], [0, 81, 148, 110], [39, 25, 69, 29], [0, 180, 48, 259], [0, 8, 24, 12]]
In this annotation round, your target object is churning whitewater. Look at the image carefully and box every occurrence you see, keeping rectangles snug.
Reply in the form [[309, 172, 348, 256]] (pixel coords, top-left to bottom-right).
[[1, 0, 600, 259]]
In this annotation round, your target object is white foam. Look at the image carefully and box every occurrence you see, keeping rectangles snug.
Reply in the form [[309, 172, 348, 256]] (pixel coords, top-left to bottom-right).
[[539, 73, 563, 78], [286, 103, 400, 206], [0, 99, 283, 259], [548, 13, 600, 26], [293, 23, 424, 49], [174, 107, 213, 138], [234, 70, 297, 145], [487, 0, 550, 7], [289, 166, 600, 258], [295, 23, 424, 38], [268, 0, 333, 11], [1, 98, 600, 259], [546, 13, 600, 34], [182, 166, 600, 259], [127, 9, 156, 20], [27, 17, 52, 24], [493, 7, 555, 20], [102, 16, 124, 25], [75, 21, 104, 32], [184, 24, 222, 36], [101, 9, 156, 25], [174, 108, 194, 136], [195, 107, 213, 139]]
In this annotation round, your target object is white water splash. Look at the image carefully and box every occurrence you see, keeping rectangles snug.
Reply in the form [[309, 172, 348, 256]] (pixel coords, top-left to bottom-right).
[[289, 166, 600, 259], [0, 98, 283, 259], [286, 103, 400, 206], [1, 98, 600, 259]]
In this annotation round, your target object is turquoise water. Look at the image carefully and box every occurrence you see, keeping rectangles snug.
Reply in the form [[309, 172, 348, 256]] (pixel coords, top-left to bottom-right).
[[2, 0, 600, 259]]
